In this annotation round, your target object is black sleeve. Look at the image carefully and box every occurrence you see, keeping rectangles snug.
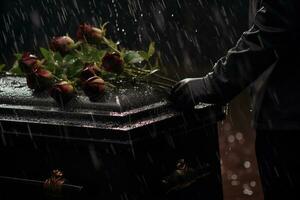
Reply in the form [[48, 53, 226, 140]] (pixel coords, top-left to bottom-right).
[[198, 1, 298, 104]]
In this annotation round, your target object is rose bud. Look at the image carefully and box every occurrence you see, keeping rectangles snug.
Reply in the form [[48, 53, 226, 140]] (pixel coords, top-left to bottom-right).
[[82, 76, 105, 101], [26, 68, 53, 91], [80, 63, 101, 81], [19, 52, 41, 74], [49, 81, 75, 105], [101, 52, 124, 74], [50, 36, 75, 56], [76, 24, 105, 43]]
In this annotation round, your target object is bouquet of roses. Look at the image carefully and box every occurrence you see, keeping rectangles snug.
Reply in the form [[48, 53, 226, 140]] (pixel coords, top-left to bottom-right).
[[3, 23, 175, 105]]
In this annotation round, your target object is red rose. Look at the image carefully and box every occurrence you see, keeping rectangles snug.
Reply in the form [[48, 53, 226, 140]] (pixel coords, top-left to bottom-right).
[[82, 76, 105, 100], [26, 68, 53, 91], [50, 36, 75, 56], [76, 24, 105, 43], [43, 170, 65, 194], [101, 52, 124, 74], [49, 81, 75, 105], [80, 63, 101, 82], [19, 52, 41, 74]]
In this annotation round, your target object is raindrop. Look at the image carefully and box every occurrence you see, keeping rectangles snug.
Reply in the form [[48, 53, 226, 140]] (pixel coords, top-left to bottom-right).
[[243, 161, 251, 169], [0, 122, 7, 146], [89, 144, 101, 169], [231, 180, 240, 186], [243, 188, 254, 196], [235, 132, 243, 141], [250, 181, 257, 187], [231, 174, 238, 180], [227, 135, 235, 143]]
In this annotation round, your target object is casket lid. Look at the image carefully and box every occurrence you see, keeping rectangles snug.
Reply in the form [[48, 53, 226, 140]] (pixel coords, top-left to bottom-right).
[[0, 75, 223, 142]]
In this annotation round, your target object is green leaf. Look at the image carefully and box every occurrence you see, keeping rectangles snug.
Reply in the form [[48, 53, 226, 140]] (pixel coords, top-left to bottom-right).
[[88, 48, 106, 63], [14, 53, 22, 60], [78, 44, 105, 64], [54, 66, 65, 79], [124, 51, 145, 64], [65, 59, 84, 79], [53, 52, 63, 64], [10, 61, 22, 76], [40, 47, 53, 61], [137, 43, 155, 62], [43, 63, 56, 72], [63, 54, 77, 65], [148, 42, 155, 58], [96, 50, 106, 60], [0, 64, 5, 72], [138, 51, 149, 61], [103, 38, 119, 52]]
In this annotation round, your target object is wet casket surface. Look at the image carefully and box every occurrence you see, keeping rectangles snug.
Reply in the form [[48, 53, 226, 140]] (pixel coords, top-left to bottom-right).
[[0, 75, 224, 200]]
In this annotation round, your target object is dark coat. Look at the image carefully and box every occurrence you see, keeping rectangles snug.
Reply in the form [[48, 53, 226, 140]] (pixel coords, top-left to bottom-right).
[[214, 0, 300, 130], [172, 0, 300, 130]]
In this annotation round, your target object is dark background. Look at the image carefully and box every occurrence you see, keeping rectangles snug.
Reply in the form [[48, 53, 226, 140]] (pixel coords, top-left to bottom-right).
[[0, 1, 262, 200], [0, 0, 248, 78]]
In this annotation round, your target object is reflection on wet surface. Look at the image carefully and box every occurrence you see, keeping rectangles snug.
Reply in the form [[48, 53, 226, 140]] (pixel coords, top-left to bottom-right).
[[219, 95, 263, 200]]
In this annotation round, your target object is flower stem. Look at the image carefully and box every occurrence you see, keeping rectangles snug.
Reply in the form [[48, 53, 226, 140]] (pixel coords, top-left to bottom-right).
[[72, 41, 83, 49], [102, 37, 121, 54], [52, 74, 62, 82], [152, 73, 177, 84], [105, 81, 117, 89], [137, 79, 173, 88], [148, 80, 173, 88], [129, 65, 176, 83]]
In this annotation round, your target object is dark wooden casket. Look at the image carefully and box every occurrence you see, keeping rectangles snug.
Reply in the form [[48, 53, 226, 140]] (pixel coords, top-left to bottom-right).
[[0, 75, 224, 200]]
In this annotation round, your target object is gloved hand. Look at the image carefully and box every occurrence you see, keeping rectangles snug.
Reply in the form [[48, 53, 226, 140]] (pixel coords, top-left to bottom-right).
[[170, 78, 205, 109]]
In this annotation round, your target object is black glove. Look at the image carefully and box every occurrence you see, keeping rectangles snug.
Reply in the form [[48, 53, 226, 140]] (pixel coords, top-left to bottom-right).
[[170, 78, 205, 109]]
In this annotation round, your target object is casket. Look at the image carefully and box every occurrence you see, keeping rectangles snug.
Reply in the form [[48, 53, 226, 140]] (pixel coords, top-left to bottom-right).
[[0, 75, 224, 200]]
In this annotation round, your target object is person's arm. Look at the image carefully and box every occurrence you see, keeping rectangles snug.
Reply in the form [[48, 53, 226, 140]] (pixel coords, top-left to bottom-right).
[[170, 1, 298, 108]]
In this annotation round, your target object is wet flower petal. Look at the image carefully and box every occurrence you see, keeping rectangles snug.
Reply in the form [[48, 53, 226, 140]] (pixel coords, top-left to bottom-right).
[[50, 36, 75, 56], [20, 52, 40, 74], [82, 76, 105, 101], [77, 24, 105, 43], [80, 63, 102, 82], [49, 81, 75, 105], [102, 52, 124, 74], [26, 68, 53, 91]]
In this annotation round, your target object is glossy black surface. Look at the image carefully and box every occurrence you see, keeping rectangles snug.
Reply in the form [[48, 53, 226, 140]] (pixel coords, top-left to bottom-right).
[[0, 75, 224, 200]]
